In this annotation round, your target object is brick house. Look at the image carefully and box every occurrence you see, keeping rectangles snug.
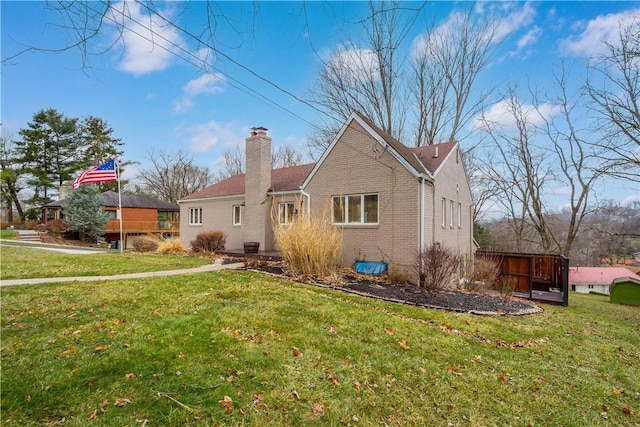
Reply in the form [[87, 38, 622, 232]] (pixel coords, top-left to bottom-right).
[[42, 191, 179, 248], [179, 112, 475, 278]]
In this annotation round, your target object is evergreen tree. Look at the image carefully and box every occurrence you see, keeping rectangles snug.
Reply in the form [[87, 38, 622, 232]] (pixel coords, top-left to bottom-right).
[[64, 184, 110, 243], [16, 109, 83, 204], [80, 116, 130, 192]]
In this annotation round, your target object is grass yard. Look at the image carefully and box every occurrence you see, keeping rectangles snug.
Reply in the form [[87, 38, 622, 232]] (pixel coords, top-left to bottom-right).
[[0, 246, 212, 280], [0, 230, 19, 240], [1, 267, 639, 426]]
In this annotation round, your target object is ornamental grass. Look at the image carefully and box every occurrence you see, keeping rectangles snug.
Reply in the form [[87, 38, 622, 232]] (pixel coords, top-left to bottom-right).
[[274, 210, 343, 278]]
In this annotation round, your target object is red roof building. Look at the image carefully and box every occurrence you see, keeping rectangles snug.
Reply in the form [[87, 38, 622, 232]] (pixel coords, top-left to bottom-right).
[[569, 266, 635, 295]]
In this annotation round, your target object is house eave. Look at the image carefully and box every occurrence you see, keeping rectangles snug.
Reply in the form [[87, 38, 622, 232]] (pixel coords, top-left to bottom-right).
[[178, 194, 245, 204]]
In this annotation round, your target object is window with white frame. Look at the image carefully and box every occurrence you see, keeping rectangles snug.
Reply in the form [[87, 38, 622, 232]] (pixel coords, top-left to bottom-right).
[[189, 207, 202, 225], [278, 202, 295, 225], [449, 200, 454, 227], [232, 205, 242, 226], [441, 198, 446, 227], [332, 194, 378, 224], [458, 202, 462, 228]]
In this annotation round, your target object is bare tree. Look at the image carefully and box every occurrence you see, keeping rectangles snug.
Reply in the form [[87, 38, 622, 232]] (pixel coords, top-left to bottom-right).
[[214, 144, 304, 183], [308, 1, 418, 151], [479, 67, 604, 257], [137, 150, 213, 204], [586, 14, 640, 181], [411, 9, 500, 146], [0, 135, 25, 222]]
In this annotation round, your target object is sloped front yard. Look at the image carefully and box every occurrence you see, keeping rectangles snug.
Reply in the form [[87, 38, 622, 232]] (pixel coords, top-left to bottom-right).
[[1, 269, 638, 426]]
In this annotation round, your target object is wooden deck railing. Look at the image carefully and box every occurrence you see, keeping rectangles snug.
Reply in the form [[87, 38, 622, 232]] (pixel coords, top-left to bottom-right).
[[104, 220, 180, 233]]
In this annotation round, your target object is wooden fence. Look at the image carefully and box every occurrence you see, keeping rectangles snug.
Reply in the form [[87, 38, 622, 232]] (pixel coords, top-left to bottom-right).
[[476, 251, 569, 306]]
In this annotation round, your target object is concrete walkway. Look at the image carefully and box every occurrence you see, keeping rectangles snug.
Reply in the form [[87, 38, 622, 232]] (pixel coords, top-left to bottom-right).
[[0, 262, 245, 287]]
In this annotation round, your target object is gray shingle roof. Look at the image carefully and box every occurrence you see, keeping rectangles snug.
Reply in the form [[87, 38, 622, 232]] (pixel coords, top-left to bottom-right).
[[42, 191, 179, 211]]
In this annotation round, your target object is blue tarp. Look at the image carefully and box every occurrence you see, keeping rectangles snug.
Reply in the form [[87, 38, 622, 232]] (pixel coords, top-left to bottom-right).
[[355, 260, 388, 275]]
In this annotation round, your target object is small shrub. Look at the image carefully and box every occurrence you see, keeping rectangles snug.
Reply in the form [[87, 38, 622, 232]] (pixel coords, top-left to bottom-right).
[[461, 256, 500, 291], [44, 219, 67, 234], [414, 244, 461, 291], [190, 230, 226, 253], [495, 276, 516, 299], [24, 220, 40, 230], [157, 239, 188, 254], [274, 211, 343, 278], [132, 235, 161, 253]]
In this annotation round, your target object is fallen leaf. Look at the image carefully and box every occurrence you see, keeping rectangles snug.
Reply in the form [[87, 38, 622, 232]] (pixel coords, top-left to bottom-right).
[[61, 348, 76, 355], [292, 390, 300, 400], [327, 374, 339, 386], [89, 409, 98, 420], [498, 373, 507, 384], [353, 381, 362, 389], [114, 398, 131, 407], [622, 405, 631, 415], [311, 402, 325, 416], [218, 395, 233, 413], [292, 347, 302, 357], [447, 366, 462, 376], [384, 328, 395, 335], [613, 388, 624, 395], [124, 373, 137, 380], [93, 345, 108, 352], [399, 340, 410, 349]]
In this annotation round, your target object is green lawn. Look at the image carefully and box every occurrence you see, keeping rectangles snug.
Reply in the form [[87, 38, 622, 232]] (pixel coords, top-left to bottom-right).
[[0, 246, 212, 280], [1, 265, 638, 426], [0, 230, 19, 239]]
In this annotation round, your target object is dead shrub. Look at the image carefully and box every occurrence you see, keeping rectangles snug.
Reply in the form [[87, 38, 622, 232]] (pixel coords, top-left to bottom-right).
[[132, 235, 161, 253], [43, 219, 67, 235], [274, 210, 343, 278], [461, 256, 500, 291], [415, 244, 461, 291], [190, 230, 226, 254], [157, 239, 188, 254], [495, 276, 517, 299], [387, 268, 411, 284], [24, 220, 40, 230]]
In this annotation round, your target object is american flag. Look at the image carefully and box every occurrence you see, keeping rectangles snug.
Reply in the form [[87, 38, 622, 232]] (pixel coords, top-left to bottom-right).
[[72, 159, 118, 189]]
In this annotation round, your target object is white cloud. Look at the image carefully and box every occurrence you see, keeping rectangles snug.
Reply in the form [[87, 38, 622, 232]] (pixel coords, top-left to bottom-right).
[[326, 44, 378, 83], [472, 99, 562, 131], [109, 1, 184, 75], [517, 26, 542, 50], [176, 120, 246, 154], [621, 193, 640, 207], [492, 1, 537, 41], [173, 73, 226, 114], [562, 9, 640, 57]]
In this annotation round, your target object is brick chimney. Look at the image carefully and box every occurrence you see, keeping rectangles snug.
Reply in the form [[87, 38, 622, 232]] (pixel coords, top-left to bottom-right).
[[243, 127, 272, 250]]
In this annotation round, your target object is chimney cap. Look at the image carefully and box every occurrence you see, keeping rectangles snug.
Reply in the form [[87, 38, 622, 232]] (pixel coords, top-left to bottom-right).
[[250, 126, 268, 137]]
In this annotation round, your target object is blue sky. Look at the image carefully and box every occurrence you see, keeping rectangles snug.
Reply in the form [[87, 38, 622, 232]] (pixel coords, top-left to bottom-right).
[[2, 1, 639, 211]]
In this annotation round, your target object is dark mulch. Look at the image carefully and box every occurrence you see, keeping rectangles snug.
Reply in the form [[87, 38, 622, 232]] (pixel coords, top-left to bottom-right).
[[244, 263, 542, 316]]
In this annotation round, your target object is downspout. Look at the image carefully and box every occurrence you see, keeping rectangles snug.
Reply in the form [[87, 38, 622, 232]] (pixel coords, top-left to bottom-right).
[[299, 187, 311, 216], [419, 176, 425, 251]]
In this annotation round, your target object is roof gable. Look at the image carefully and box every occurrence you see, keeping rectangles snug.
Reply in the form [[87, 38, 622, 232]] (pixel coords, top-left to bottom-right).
[[302, 112, 428, 188], [411, 141, 458, 176]]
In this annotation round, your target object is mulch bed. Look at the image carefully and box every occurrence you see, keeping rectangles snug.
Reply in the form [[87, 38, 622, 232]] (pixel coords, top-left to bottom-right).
[[241, 261, 542, 316]]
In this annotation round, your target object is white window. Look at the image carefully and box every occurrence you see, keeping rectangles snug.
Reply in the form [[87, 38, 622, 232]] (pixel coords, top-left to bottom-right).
[[441, 198, 446, 227], [232, 205, 242, 226], [189, 207, 202, 225], [332, 194, 378, 224], [458, 202, 462, 228], [449, 200, 454, 228], [278, 202, 295, 225]]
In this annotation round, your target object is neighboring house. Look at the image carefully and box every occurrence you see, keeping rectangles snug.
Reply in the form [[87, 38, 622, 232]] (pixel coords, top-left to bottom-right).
[[569, 266, 636, 295], [42, 191, 179, 248], [179, 112, 475, 280], [609, 276, 640, 306]]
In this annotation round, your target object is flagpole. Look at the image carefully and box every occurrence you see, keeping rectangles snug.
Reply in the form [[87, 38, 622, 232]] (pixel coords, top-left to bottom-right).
[[116, 158, 124, 253]]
